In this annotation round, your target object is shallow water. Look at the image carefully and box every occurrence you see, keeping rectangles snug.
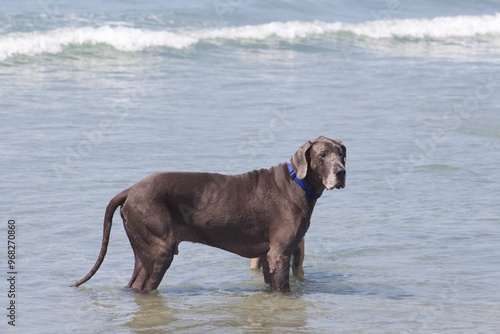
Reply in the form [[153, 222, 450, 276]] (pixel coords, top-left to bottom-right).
[[1, 1, 500, 333]]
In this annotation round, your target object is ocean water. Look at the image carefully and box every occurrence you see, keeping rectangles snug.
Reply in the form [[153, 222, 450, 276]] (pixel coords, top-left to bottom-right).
[[1, 0, 500, 333]]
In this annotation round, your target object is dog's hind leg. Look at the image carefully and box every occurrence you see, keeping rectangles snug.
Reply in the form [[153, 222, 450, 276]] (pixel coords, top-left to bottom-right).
[[127, 252, 148, 290], [126, 234, 176, 291], [143, 241, 176, 291], [124, 226, 149, 290], [261, 256, 271, 284], [123, 209, 176, 292], [250, 257, 262, 270]]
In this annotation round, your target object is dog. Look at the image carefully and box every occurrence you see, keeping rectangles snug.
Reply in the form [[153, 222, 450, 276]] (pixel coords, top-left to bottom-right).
[[73, 136, 346, 292]]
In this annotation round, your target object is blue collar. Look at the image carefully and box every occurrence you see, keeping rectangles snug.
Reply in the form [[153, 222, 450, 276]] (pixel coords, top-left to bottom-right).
[[287, 162, 319, 199]]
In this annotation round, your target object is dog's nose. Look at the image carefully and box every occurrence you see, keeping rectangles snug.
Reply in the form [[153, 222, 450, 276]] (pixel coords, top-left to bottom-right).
[[335, 166, 346, 178]]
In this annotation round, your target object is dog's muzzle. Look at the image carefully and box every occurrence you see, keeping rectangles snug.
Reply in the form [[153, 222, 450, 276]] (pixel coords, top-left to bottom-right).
[[324, 167, 346, 190], [335, 168, 346, 189]]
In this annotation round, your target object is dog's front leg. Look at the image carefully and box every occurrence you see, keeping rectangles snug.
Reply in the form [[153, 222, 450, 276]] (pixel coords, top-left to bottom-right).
[[291, 238, 305, 278], [266, 250, 291, 292]]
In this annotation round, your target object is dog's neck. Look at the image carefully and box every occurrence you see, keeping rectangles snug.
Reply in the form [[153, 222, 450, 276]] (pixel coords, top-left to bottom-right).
[[286, 162, 324, 200], [303, 170, 325, 199]]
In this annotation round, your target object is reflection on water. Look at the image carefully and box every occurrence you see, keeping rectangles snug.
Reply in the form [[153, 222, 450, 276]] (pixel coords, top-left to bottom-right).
[[125, 292, 177, 333], [125, 289, 311, 333], [121, 267, 414, 333]]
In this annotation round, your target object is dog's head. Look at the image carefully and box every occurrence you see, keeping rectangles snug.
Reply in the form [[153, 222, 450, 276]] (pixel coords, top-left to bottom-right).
[[292, 136, 346, 190]]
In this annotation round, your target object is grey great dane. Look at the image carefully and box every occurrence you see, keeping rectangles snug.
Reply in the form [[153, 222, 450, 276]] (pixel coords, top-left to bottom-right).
[[73, 136, 346, 292]]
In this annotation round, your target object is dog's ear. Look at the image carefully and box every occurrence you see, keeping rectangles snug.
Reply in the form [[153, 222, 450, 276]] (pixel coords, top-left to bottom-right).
[[335, 139, 347, 166], [341, 144, 347, 166], [292, 140, 313, 179]]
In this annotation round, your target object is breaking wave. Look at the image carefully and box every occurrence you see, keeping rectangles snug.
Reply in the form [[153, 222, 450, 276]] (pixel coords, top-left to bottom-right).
[[1, 13, 499, 61]]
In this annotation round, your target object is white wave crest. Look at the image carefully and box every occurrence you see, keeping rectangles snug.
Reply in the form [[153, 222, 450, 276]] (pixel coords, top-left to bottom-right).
[[1, 13, 499, 61], [0, 26, 197, 61]]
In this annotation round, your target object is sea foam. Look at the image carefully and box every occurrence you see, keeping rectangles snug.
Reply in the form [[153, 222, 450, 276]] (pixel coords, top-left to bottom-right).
[[1, 14, 499, 61]]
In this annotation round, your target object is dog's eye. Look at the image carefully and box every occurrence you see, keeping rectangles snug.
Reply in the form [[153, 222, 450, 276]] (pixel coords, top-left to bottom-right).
[[319, 152, 326, 158]]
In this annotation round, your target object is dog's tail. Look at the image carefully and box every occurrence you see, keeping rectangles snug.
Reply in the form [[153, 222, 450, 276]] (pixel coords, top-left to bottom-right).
[[72, 188, 129, 287]]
